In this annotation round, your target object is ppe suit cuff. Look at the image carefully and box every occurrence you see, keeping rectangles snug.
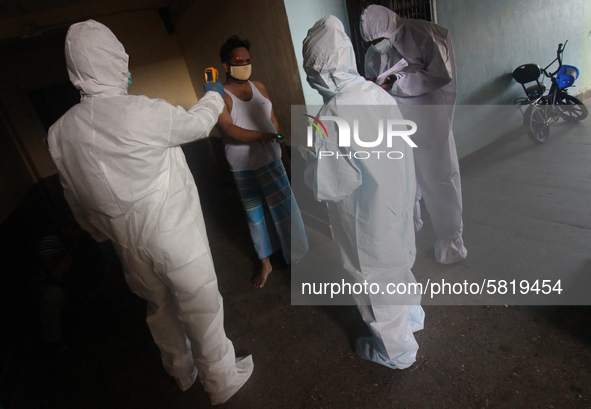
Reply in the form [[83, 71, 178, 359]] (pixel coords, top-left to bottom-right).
[[434, 237, 467, 264]]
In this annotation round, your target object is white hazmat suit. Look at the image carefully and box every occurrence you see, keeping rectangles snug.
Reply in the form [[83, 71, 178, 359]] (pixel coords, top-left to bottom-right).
[[361, 5, 467, 264], [302, 15, 424, 370], [48, 20, 252, 405]]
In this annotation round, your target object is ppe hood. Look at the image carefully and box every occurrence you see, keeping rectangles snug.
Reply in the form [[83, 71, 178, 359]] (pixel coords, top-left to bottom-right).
[[360, 5, 404, 43], [302, 16, 359, 101], [65, 20, 129, 98]]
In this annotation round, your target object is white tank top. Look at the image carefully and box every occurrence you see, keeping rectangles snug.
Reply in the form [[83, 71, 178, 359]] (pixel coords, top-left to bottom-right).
[[223, 81, 281, 171]]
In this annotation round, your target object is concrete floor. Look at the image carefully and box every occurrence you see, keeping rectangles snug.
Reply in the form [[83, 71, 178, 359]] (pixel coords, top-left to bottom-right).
[[5, 111, 591, 408]]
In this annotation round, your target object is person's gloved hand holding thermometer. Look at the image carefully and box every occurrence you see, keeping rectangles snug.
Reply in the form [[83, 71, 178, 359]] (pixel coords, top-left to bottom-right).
[[203, 67, 224, 98]]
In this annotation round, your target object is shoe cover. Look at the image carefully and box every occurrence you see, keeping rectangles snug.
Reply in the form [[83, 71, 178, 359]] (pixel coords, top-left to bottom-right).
[[175, 366, 198, 391], [209, 355, 254, 405], [354, 304, 423, 371], [409, 304, 425, 333], [434, 237, 467, 264], [355, 336, 417, 370]]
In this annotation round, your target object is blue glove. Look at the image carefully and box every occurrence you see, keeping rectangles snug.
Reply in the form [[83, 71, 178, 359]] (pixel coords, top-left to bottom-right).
[[204, 81, 224, 99]]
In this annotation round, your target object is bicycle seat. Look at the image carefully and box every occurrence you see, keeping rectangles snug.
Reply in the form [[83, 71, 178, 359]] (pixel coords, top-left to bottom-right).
[[512, 64, 541, 84], [525, 83, 546, 98]]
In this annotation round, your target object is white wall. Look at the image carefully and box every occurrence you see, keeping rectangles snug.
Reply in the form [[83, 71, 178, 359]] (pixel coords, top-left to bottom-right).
[[284, 0, 350, 105], [437, 0, 586, 157], [580, 0, 591, 96]]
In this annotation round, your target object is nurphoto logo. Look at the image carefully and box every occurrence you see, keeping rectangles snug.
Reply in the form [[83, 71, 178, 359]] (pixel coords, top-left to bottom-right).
[[303, 114, 417, 160]]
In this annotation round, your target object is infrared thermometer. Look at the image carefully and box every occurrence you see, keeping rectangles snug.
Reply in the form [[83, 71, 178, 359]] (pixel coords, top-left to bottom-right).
[[204, 67, 219, 83]]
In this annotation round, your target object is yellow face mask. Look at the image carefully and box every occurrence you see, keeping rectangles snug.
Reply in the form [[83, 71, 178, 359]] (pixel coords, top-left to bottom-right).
[[230, 64, 252, 81]]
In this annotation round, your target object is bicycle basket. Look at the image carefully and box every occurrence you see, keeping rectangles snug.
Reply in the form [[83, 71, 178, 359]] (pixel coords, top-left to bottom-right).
[[557, 65, 579, 88], [512, 64, 541, 84]]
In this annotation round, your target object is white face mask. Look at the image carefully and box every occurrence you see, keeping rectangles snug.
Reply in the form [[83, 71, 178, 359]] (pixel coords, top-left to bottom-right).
[[230, 64, 252, 81], [372, 38, 392, 55]]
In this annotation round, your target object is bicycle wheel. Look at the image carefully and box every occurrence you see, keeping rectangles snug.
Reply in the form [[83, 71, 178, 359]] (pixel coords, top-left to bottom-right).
[[556, 94, 588, 122], [524, 105, 550, 144]]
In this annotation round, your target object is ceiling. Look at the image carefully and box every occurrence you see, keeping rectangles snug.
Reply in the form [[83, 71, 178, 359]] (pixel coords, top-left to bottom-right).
[[0, 0, 186, 40]]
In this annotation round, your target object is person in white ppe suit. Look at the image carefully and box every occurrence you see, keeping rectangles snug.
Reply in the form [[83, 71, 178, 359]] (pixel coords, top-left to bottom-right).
[[360, 5, 467, 264], [47, 20, 252, 405], [301, 15, 424, 370]]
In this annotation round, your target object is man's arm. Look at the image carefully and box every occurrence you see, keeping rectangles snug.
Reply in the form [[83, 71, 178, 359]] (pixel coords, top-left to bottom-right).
[[252, 81, 291, 171], [389, 33, 453, 97], [48, 127, 109, 243], [166, 91, 226, 146], [216, 92, 276, 146], [55, 169, 109, 243]]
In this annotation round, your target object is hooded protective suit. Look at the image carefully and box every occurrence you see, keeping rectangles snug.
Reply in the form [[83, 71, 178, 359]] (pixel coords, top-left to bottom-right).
[[48, 20, 252, 405], [302, 15, 424, 370], [360, 5, 467, 264]]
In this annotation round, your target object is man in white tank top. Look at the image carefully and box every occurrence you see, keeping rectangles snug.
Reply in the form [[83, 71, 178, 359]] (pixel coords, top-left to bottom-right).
[[215, 36, 308, 288]]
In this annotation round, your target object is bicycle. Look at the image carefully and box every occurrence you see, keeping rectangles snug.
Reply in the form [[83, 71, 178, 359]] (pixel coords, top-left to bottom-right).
[[512, 41, 587, 144]]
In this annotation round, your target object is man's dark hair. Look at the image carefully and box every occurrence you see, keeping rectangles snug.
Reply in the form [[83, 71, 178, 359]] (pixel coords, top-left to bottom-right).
[[220, 35, 251, 64]]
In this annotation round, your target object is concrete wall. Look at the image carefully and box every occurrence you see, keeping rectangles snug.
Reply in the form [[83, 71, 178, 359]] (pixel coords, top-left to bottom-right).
[[580, 0, 591, 98], [0, 9, 196, 221], [284, 0, 350, 105], [174, 0, 305, 144], [101, 11, 198, 109], [437, 0, 586, 157]]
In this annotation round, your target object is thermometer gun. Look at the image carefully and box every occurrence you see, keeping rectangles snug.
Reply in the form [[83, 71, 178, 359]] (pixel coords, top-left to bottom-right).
[[204, 67, 219, 83]]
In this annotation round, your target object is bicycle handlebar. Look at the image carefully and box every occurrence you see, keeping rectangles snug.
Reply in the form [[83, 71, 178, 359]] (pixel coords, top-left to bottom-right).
[[543, 41, 568, 78]]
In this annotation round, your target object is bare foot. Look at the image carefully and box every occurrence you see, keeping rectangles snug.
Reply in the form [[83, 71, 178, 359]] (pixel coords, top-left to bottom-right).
[[253, 258, 272, 288]]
